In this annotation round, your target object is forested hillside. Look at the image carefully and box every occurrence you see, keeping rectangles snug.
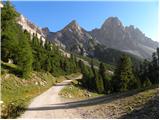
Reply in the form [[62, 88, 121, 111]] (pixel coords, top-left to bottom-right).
[[90, 45, 142, 68], [1, 1, 79, 78], [79, 48, 159, 94]]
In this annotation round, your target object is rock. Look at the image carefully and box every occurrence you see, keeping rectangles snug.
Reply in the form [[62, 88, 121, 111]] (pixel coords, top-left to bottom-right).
[[35, 82, 38, 85], [4, 74, 10, 79], [69, 94, 72, 98]]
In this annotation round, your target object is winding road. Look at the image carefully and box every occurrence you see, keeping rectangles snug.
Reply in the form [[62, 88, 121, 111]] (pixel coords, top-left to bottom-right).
[[19, 74, 158, 119], [20, 75, 83, 119]]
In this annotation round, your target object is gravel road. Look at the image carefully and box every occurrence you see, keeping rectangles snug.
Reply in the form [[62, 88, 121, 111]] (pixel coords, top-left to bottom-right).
[[20, 75, 83, 119], [19, 74, 158, 119]]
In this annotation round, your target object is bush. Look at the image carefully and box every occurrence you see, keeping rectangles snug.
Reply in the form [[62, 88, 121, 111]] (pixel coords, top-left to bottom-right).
[[1, 100, 25, 119], [143, 79, 152, 88]]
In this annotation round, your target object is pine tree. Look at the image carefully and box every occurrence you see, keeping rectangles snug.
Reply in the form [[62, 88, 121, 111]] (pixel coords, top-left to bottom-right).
[[112, 54, 136, 92], [139, 59, 150, 85], [1, 1, 19, 62], [95, 72, 104, 93], [78, 60, 85, 73], [138, 48, 159, 86], [1, 1, 33, 78], [1, 1, 19, 31], [90, 60, 96, 89], [16, 30, 33, 78], [99, 62, 110, 93], [149, 48, 159, 84]]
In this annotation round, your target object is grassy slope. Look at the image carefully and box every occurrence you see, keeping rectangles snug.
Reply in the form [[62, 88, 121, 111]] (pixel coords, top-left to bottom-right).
[[0, 62, 78, 118], [59, 80, 104, 99]]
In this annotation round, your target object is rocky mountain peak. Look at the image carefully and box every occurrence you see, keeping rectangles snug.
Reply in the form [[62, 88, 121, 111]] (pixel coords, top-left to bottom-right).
[[69, 20, 77, 25], [44, 16, 158, 59], [42, 27, 50, 37], [64, 20, 81, 32], [102, 17, 123, 29], [62, 20, 83, 36]]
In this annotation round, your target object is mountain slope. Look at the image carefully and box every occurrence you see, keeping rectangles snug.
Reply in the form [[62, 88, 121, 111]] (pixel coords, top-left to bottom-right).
[[90, 17, 158, 58], [43, 20, 97, 55], [44, 17, 158, 59]]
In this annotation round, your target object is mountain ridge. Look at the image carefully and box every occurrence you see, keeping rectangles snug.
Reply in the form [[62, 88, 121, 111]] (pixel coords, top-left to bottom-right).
[[43, 17, 158, 59]]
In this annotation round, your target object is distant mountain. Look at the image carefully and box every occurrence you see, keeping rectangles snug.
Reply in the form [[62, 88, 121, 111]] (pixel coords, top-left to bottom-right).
[[44, 17, 158, 59], [90, 17, 158, 58], [43, 20, 98, 55]]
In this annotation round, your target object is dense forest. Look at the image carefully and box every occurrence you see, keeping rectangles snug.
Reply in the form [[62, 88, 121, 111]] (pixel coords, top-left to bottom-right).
[[89, 44, 142, 68], [80, 48, 159, 94], [1, 1, 79, 78]]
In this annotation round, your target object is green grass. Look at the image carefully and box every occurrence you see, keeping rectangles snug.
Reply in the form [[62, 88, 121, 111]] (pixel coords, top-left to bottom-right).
[[65, 72, 81, 80], [1, 71, 57, 118], [1, 62, 79, 118], [59, 80, 104, 99], [1, 61, 22, 77]]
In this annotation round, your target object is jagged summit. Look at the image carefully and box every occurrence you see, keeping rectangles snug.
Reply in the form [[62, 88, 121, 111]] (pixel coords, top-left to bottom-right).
[[64, 20, 81, 32], [102, 17, 123, 29], [43, 16, 158, 58], [69, 20, 77, 25]]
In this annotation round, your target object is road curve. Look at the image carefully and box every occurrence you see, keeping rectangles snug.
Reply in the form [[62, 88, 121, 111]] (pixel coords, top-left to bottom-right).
[[19, 74, 158, 119], [19, 75, 82, 119]]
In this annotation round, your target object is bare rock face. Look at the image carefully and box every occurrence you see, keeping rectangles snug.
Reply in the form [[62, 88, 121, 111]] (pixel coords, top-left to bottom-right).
[[44, 20, 97, 55], [90, 17, 158, 58], [42, 27, 50, 38], [17, 14, 46, 44], [43, 17, 158, 59]]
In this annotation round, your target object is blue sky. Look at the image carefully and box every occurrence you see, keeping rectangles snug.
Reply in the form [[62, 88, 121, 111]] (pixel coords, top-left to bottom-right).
[[12, 1, 158, 41]]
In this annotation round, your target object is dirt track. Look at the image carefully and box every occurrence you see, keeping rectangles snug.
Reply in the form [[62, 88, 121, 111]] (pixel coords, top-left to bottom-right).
[[20, 75, 82, 118], [20, 75, 158, 119]]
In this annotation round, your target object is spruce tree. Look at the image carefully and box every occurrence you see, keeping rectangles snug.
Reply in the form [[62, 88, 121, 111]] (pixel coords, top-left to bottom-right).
[[139, 59, 150, 85], [16, 30, 33, 78], [113, 54, 136, 92], [2, 1, 33, 78], [95, 72, 104, 93], [149, 48, 159, 84], [1, 1, 19, 62], [90, 60, 96, 89], [99, 62, 110, 93]]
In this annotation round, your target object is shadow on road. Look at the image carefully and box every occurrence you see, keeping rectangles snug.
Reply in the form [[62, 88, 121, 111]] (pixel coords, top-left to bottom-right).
[[54, 83, 71, 86], [26, 88, 151, 111], [119, 95, 159, 119]]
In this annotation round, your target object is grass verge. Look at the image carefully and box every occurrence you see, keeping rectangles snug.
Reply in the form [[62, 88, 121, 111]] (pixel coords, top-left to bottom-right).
[[1, 62, 79, 118], [59, 80, 104, 99]]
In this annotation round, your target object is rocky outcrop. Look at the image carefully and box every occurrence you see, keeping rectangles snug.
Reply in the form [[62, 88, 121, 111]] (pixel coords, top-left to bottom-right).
[[44, 20, 97, 56], [17, 15, 71, 58], [17, 14, 46, 44], [44, 17, 158, 59], [90, 17, 158, 58]]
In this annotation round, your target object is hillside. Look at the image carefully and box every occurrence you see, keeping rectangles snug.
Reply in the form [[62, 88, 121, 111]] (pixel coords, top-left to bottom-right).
[[1, 61, 80, 118], [90, 46, 142, 67]]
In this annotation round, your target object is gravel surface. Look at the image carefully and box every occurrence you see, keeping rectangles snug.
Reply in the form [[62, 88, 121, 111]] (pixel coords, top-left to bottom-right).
[[19, 76, 158, 119]]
